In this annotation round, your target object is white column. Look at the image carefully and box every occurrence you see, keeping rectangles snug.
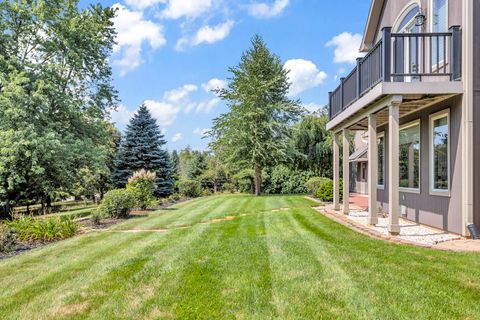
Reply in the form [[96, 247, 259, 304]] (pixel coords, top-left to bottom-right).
[[333, 133, 340, 210], [388, 102, 400, 235], [343, 129, 350, 215], [368, 114, 378, 225]]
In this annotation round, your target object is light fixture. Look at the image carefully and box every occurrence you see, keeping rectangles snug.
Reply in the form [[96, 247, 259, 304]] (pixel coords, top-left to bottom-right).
[[415, 9, 426, 27]]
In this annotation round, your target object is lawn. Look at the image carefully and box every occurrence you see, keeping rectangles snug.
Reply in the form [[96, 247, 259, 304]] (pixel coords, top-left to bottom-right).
[[1, 194, 480, 319]]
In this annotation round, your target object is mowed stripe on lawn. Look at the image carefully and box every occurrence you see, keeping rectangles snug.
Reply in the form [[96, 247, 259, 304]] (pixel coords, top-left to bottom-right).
[[1, 194, 480, 319]]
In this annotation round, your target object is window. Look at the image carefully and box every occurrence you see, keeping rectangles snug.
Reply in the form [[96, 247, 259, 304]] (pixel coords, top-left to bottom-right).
[[377, 133, 385, 187], [399, 121, 420, 190], [430, 110, 450, 194], [432, 0, 447, 66], [397, 5, 420, 32]]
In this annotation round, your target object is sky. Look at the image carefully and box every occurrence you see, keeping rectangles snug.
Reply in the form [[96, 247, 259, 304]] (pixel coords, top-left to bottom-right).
[[79, 0, 371, 151]]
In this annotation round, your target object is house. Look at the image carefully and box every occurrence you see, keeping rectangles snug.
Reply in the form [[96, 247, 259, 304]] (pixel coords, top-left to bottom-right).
[[327, 0, 479, 236]]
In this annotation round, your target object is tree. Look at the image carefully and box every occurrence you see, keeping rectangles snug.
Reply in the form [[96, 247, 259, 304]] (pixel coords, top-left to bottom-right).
[[290, 108, 334, 177], [113, 104, 174, 197], [0, 1, 118, 215], [170, 150, 180, 181], [210, 35, 303, 195]]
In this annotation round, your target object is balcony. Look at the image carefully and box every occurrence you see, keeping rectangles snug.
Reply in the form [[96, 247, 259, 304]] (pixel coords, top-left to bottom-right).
[[328, 26, 462, 121]]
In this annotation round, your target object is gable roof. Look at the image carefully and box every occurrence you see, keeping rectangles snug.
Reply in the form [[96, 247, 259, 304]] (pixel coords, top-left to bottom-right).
[[360, 0, 385, 52], [349, 146, 368, 162]]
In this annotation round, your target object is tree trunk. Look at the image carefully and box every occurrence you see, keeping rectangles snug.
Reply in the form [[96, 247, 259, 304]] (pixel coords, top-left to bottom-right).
[[46, 196, 52, 208], [214, 184, 217, 194], [254, 164, 262, 196]]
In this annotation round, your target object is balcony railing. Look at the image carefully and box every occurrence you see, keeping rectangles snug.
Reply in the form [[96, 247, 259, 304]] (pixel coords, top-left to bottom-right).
[[328, 26, 462, 120]]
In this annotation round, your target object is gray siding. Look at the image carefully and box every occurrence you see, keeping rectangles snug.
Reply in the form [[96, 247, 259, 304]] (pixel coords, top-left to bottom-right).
[[377, 96, 463, 234]]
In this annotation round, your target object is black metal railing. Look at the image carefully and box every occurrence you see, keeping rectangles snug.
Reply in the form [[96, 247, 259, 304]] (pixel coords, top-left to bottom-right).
[[328, 26, 462, 120]]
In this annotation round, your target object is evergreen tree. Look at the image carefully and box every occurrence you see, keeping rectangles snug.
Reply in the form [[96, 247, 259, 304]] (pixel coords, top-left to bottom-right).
[[210, 35, 302, 195], [113, 105, 174, 197], [170, 150, 180, 181]]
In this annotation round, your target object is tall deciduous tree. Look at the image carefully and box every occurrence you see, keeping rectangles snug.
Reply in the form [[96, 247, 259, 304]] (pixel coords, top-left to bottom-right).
[[290, 108, 334, 178], [0, 1, 118, 214], [113, 105, 174, 197], [210, 35, 302, 195]]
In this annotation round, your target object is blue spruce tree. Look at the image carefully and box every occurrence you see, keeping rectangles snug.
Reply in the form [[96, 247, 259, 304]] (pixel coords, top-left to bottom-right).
[[113, 104, 174, 197]]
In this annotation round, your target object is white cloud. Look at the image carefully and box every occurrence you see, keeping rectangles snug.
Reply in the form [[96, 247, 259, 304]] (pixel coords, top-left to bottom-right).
[[124, 0, 166, 10], [112, 3, 166, 76], [110, 104, 133, 125], [172, 133, 183, 142], [144, 100, 180, 126], [326, 32, 364, 64], [303, 103, 322, 113], [195, 98, 221, 113], [176, 20, 234, 51], [193, 128, 210, 137], [202, 78, 227, 93], [247, 0, 289, 18], [164, 84, 198, 103], [284, 59, 327, 96], [161, 0, 213, 19]]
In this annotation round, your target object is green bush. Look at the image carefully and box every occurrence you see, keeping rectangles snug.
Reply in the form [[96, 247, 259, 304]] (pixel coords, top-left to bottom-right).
[[177, 180, 202, 198], [232, 169, 255, 194], [6, 216, 79, 242], [316, 179, 343, 202], [126, 169, 157, 210], [265, 165, 315, 195], [222, 182, 236, 193], [305, 177, 330, 195], [0, 224, 18, 253], [91, 210, 102, 225], [97, 189, 135, 219]]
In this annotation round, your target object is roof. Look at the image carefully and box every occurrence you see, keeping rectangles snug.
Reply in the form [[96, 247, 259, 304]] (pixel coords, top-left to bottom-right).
[[349, 146, 368, 162], [360, 0, 384, 52]]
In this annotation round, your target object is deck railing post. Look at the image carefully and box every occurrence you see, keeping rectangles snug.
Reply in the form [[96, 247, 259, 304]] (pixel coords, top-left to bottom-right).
[[328, 91, 333, 119], [449, 26, 462, 81], [356, 58, 362, 98], [382, 27, 392, 82], [340, 77, 345, 110]]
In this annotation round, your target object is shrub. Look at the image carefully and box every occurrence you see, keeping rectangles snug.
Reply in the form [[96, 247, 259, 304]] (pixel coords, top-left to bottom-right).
[[0, 224, 18, 253], [6, 216, 79, 242], [168, 194, 181, 202], [305, 177, 330, 195], [177, 180, 202, 198], [265, 165, 315, 195], [126, 169, 157, 210], [232, 169, 255, 194], [222, 182, 236, 193], [97, 189, 135, 219], [316, 179, 343, 202], [91, 210, 102, 225]]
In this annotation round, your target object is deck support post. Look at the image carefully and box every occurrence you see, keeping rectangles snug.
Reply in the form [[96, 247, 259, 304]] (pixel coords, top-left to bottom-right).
[[388, 98, 402, 235], [368, 114, 378, 225], [343, 129, 350, 215], [333, 133, 340, 210]]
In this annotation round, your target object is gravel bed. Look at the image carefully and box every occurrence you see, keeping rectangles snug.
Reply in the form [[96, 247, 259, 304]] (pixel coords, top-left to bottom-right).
[[347, 210, 462, 245]]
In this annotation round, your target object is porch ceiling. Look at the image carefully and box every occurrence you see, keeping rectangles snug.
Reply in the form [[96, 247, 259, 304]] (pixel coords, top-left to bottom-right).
[[348, 94, 457, 131]]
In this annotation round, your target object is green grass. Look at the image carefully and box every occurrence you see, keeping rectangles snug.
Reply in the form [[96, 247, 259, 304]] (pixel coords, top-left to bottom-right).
[[1, 194, 480, 319]]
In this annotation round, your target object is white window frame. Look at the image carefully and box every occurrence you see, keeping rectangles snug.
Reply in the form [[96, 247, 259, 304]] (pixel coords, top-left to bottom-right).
[[429, 109, 450, 197], [377, 132, 385, 190], [429, 0, 449, 70], [399, 119, 421, 194]]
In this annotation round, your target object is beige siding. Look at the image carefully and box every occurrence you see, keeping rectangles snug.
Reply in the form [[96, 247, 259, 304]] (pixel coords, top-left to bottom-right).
[[377, 95, 463, 234], [373, 0, 463, 44], [473, 0, 480, 229]]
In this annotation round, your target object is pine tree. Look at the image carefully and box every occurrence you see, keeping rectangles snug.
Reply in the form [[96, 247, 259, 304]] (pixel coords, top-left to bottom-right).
[[113, 104, 174, 197]]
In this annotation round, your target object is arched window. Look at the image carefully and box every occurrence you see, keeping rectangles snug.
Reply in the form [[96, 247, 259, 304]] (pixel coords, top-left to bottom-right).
[[396, 4, 420, 32]]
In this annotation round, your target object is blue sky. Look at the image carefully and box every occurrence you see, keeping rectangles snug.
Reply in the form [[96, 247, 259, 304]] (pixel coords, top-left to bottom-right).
[[80, 0, 371, 151]]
